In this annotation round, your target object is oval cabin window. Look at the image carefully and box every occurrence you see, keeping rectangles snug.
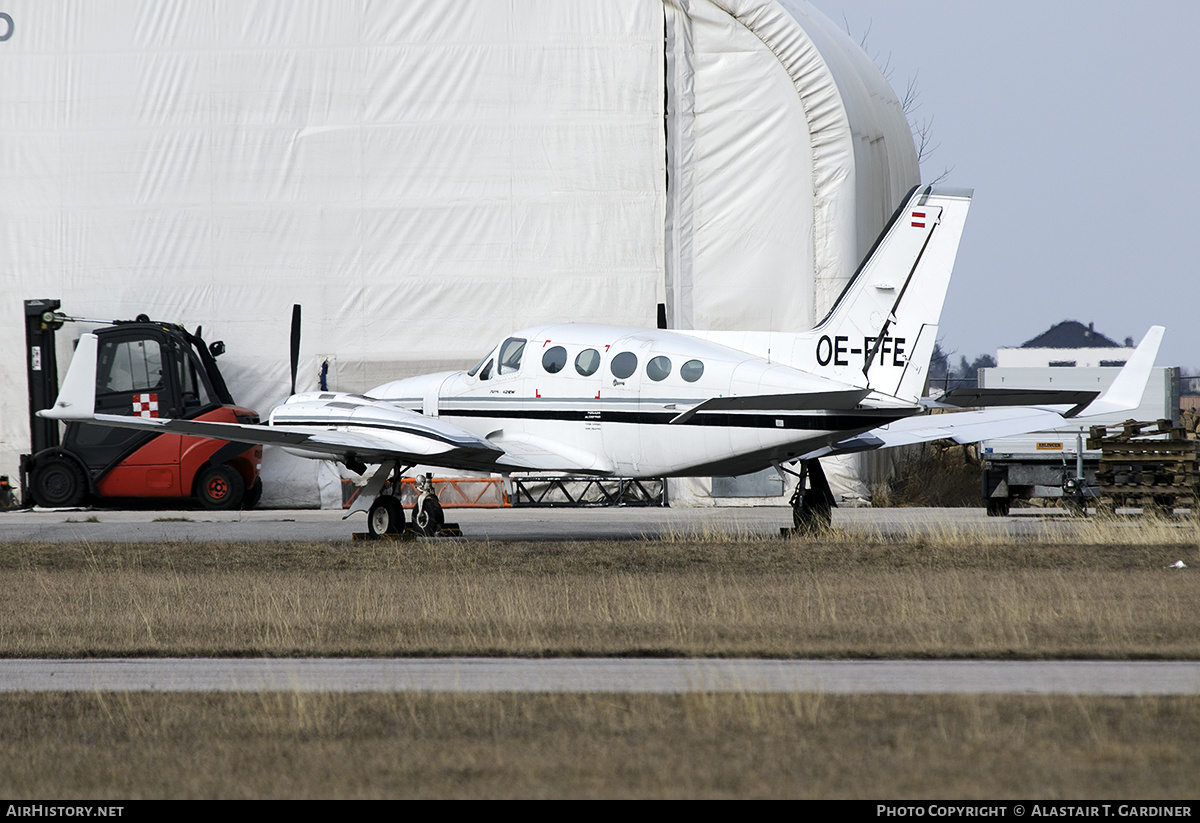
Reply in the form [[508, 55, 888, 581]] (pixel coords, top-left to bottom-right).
[[542, 346, 567, 374], [610, 352, 637, 379], [646, 356, 671, 381]]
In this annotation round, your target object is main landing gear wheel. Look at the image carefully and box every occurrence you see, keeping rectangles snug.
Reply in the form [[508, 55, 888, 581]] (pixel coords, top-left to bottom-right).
[[985, 497, 1011, 517], [413, 497, 445, 536], [368, 496, 405, 537], [31, 456, 88, 508], [196, 464, 244, 510], [789, 458, 834, 534], [793, 488, 832, 532]]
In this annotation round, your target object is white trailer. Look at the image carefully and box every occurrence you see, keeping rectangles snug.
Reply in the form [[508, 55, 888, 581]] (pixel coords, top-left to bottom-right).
[[977, 366, 1180, 514]]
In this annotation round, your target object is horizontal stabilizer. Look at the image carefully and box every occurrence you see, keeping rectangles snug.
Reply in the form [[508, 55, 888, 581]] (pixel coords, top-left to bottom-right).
[[931, 388, 1100, 417], [818, 326, 1166, 457], [669, 389, 871, 425]]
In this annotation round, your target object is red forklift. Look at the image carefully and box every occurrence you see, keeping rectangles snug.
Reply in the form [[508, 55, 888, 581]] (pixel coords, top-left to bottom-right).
[[20, 299, 263, 510]]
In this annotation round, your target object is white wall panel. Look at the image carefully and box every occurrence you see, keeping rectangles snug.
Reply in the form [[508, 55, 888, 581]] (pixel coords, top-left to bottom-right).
[[0, 0, 665, 504]]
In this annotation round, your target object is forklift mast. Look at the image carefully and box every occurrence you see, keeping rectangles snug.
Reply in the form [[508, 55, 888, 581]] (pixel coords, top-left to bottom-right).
[[25, 299, 63, 455]]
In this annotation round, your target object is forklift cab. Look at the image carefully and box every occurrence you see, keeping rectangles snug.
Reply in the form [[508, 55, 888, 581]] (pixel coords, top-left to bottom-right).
[[24, 312, 262, 511], [64, 324, 223, 473]]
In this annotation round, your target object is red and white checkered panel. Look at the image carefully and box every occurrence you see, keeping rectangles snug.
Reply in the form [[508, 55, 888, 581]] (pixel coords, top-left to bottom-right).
[[132, 393, 159, 418]]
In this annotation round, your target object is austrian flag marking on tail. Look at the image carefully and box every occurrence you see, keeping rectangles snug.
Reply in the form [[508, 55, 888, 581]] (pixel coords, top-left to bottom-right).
[[911, 211, 926, 228], [132, 393, 159, 418]]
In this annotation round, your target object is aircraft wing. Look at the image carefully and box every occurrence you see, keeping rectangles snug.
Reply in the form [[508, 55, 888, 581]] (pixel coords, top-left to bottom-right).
[[39, 334, 506, 473], [489, 432, 614, 473], [825, 407, 1071, 454], [61, 409, 507, 473]]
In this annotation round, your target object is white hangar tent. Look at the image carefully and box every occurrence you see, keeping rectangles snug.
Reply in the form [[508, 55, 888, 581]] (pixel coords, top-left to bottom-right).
[[0, 0, 918, 506]]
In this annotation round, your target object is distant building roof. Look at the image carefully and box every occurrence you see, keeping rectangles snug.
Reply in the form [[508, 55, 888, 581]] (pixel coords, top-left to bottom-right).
[[1021, 320, 1120, 349]]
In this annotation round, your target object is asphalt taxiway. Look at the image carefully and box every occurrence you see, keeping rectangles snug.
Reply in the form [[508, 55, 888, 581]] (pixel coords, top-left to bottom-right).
[[0, 504, 1125, 543], [4, 658, 1199, 695]]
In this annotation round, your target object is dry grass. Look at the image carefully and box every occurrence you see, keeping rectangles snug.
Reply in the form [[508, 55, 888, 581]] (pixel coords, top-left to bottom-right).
[[3, 524, 1198, 799], [1, 520, 1197, 658], [1, 691, 1196, 799]]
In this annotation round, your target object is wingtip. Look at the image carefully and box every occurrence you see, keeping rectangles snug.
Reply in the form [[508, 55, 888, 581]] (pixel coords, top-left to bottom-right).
[[1076, 325, 1166, 418], [40, 333, 99, 421]]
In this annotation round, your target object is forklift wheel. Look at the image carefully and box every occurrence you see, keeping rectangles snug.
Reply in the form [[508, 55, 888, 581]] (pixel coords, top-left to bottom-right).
[[196, 464, 244, 510], [31, 456, 87, 508]]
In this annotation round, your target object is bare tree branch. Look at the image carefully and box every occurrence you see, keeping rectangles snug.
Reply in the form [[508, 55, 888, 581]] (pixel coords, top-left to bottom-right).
[[844, 15, 951, 184]]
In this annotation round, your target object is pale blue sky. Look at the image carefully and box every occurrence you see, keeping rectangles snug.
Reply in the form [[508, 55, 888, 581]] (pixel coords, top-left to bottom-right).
[[810, 0, 1198, 369]]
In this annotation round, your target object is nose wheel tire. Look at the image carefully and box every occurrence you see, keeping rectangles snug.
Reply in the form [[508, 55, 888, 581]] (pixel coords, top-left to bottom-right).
[[413, 497, 445, 536], [368, 496, 405, 536]]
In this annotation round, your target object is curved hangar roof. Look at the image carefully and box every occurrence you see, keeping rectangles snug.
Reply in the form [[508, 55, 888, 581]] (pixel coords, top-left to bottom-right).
[[664, 0, 919, 334]]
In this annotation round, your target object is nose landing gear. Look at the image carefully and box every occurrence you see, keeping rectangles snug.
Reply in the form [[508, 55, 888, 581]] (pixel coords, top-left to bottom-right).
[[364, 471, 452, 538]]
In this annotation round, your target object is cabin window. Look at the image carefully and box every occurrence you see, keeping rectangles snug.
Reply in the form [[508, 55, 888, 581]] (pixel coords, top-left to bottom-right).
[[175, 346, 213, 409], [575, 348, 600, 376], [479, 359, 494, 380], [610, 352, 637, 379], [646, 356, 671, 382], [97, 338, 164, 395], [542, 346, 568, 374], [680, 359, 704, 382], [498, 337, 526, 375]]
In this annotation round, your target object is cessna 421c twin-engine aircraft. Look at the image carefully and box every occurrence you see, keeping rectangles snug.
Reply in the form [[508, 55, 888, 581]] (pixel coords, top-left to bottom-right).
[[41, 186, 1165, 535]]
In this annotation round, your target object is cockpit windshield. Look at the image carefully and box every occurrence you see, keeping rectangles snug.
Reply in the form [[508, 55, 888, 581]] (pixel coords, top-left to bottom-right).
[[468, 347, 497, 378], [468, 337, 526, 380], [498, 337, 526, 375]]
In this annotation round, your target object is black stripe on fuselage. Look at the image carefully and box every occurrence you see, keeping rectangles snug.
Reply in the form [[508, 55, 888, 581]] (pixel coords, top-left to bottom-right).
[[439, 407, 908, 431]]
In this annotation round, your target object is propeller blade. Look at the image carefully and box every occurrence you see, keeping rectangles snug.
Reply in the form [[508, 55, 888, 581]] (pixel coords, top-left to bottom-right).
[[290, 304, 301, 395]]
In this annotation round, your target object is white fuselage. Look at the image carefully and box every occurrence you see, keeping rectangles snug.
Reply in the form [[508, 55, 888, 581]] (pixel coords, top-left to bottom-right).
[[364, 324, 914, 477]]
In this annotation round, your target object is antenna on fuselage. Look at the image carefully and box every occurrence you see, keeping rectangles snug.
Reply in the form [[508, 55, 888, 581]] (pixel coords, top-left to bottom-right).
[[289, 304, 301, 395]]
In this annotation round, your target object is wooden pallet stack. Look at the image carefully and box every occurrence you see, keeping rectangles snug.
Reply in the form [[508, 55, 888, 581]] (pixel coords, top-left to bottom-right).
[[1086, 418, 1199, 514]]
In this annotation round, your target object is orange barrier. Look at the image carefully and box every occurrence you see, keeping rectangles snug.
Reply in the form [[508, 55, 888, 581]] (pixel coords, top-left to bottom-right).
[[343, 476, 506, 509]]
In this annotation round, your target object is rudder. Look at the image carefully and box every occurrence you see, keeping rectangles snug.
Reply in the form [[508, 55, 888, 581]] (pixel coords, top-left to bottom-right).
[[809, 186, 972, 402]]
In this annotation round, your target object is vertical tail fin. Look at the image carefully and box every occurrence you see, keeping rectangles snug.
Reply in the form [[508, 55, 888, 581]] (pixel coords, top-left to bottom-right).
[[810, 186, 972, 402]]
